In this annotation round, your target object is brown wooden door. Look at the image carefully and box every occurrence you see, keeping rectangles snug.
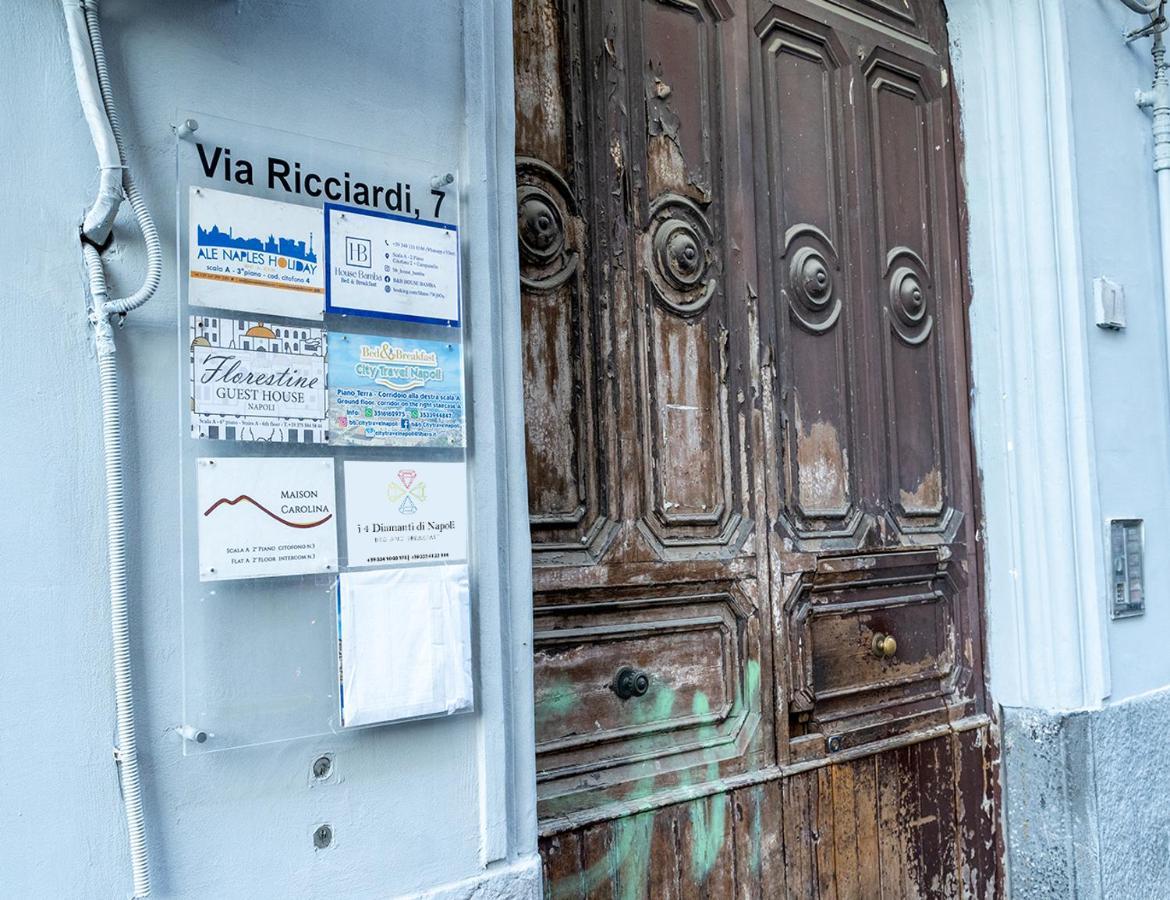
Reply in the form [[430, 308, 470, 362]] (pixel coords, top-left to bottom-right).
[[514, 0, 1001, 896]]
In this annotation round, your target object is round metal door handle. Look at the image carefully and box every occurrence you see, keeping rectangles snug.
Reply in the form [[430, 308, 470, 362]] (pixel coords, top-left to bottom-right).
[[613, 666, 650, 700], [871, 633, 898, 659]]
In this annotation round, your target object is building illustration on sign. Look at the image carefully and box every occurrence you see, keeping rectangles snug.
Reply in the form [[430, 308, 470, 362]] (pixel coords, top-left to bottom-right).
[[190, 315, 327, 443], [195, 222, 317, 268]]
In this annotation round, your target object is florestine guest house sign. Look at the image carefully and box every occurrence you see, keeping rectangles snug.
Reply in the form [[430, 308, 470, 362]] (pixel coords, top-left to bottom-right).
[[190, 316, 327, 443]]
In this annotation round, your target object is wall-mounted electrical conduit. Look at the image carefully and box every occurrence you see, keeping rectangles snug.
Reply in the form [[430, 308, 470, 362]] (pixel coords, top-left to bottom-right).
[[61, 1, 160, 897], [1124, 2, 1170, 409]]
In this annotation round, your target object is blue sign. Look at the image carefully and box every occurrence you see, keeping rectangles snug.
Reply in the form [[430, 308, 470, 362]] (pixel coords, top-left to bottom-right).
[[324, 203, 460, 326], [326, 332, 465, 447]]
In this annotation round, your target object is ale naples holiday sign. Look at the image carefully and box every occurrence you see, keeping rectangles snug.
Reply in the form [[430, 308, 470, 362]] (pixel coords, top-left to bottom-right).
[[188, 187, 325, 320]]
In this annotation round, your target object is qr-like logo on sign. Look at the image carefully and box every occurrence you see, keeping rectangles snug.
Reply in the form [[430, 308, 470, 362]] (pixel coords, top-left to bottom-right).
[[345, 236, 372, 268]]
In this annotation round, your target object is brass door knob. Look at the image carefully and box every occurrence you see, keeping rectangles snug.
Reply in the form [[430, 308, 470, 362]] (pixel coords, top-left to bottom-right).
[[871, 633, 898, 659]]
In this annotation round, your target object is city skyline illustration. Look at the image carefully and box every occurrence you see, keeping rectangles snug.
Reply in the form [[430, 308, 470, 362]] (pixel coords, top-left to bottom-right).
[[196, 223, 317, 263]]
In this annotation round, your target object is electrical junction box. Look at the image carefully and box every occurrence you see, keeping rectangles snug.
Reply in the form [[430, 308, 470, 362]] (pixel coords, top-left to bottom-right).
[[1109, 518, 1145, 619], [1094, 276, 1126, 330]]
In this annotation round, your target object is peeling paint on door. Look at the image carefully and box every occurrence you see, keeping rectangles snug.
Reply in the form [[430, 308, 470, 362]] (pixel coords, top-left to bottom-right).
[[515, 0, 999, 895]]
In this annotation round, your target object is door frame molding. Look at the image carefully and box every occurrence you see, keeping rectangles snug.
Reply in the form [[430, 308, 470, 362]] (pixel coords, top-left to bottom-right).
[[947, 0, 1111, 710]]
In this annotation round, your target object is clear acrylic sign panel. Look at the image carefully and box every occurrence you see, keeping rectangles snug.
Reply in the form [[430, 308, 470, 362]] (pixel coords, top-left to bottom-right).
[[178, 112, 473, 754]]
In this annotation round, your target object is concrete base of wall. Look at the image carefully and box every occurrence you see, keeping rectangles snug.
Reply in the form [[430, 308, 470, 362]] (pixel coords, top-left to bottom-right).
[[414, 854, 542, 900], [1003, 686, 1170, 898]]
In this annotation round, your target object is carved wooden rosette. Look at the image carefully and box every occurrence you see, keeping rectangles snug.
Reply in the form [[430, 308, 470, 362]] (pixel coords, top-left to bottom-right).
[[517, 160, 578, 291], [515, 154, 618, 565], [886, 246, 933, 345], [646, 193, 716, 318], [785, 224, 842, 334]]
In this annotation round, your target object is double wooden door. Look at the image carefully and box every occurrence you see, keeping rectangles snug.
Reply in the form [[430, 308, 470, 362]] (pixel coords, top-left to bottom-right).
[[514, 0, 1000, 895]]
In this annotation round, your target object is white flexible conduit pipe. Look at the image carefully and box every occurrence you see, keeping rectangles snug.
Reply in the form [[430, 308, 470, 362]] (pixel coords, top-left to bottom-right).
[[1121, 0, 1163, 13], [62, 0, 121, 242], [85, 241, 151, 899], [82, 0, 163, 313], [1137, 13, 1170, 445], [62, 1, 159, 897]]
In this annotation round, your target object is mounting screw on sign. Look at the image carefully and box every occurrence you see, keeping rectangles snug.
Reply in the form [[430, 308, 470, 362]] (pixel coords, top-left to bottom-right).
[[178, 725, 207, 744], [313, 824, 333, 850], [430, 172, 453, 219], [612, 666, 650, 700]]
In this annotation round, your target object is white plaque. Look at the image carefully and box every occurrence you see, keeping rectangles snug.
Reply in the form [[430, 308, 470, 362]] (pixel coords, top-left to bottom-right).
[[342, 460, 468, 567], [325, 203, 459, 325], [188, 187, 325, 320], [189, 315, 327, 443], [196, 457, 338, 581]]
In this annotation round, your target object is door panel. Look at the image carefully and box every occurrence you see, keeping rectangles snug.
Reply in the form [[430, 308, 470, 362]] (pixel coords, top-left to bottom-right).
[[755, 9, 869, 548], [518, 0, 772, 823], [784, 548, 966, 751], [515, 0, 617, 565], [534, 584, 761, 818], [863, 49, 955, 538], [515, 0, 1000, 895], [539, 730, 1000, 898], [631, 0, 753, 558]]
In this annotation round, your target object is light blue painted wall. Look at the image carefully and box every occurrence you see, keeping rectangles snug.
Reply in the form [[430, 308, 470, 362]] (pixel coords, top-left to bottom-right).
[[1066, 0, 1170, 703], [0, 1, 536, 897], [950, 0, 1170, 709]]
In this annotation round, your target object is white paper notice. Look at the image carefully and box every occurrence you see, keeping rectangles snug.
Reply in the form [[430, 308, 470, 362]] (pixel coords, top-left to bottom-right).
[[342, 460, 469, 567], [337, 566, 472, 728], [325, 203, 460, 325], [196, 457, 338, 581], [188, 187, 325, 320]]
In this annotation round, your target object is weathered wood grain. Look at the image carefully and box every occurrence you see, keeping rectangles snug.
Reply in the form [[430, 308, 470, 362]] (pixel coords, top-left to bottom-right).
[[517, 0, 999, 895], [541, 730, 998, 897]]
